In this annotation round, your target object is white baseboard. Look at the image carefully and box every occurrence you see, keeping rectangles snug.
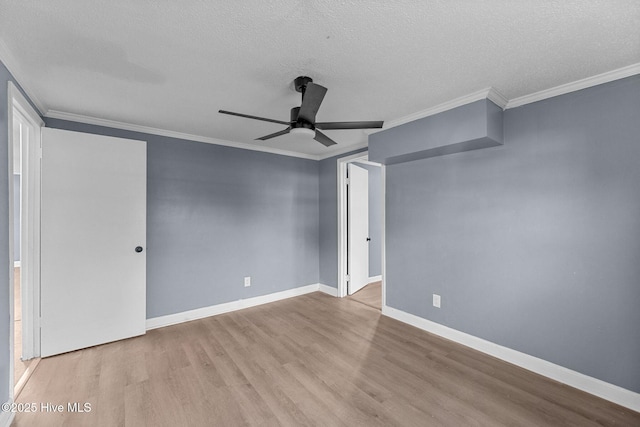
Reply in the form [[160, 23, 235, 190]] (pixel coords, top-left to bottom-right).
[[146, 283, 326, 330], [0, 405, 15, 427], [13, 261, 20, 268], [318, 283, 338, 297], [368, 275, 382, 283], [382, 305, 640, 412]]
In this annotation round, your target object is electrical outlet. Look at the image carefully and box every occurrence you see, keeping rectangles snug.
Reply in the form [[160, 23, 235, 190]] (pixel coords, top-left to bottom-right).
[[244, 276, 251, 287], [433, 294, 441, 308]]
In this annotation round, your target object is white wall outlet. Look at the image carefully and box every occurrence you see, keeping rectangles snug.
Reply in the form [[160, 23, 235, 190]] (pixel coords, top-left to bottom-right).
[[433, 294, 441, 308], [244, 276, 251, 287]]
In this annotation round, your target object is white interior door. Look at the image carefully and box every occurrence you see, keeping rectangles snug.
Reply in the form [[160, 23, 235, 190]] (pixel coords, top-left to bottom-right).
[[40, 128, 146, 357], [348, 163, 369, 295]]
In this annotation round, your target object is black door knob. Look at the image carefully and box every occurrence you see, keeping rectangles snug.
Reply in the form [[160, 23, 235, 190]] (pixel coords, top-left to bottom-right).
[[135, 246, 143, 253]]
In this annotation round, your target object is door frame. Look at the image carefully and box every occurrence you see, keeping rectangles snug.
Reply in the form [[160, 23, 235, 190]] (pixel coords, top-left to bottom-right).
[[336, 151, 384, 300], [7, 81, 43, 402], [347, 162, 369, 295]]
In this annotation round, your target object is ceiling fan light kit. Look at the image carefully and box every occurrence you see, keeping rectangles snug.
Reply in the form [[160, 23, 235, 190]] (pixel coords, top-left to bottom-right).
[[290, 127, 316, 138], [219, 76, 384, 147]]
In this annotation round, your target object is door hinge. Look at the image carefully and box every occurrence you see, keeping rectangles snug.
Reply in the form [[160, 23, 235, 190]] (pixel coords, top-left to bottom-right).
[[345, 177, 350, 185], [345, 274, 350, 282]]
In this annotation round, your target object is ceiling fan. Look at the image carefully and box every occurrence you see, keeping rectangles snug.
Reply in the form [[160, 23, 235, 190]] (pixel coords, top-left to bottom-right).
[[219, 76, 384, 147]]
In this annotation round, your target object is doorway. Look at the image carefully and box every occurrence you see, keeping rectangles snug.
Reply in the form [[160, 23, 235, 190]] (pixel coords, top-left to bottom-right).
[[337, 152, 384, 309], [8, 81, 44, 399]]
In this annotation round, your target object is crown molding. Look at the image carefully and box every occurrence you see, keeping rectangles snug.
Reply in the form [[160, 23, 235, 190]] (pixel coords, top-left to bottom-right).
[[363, 62, 640, 139], [5, 29, 638, 161], [48, 58, 637, 161], [0, 38, 47, 115], [506, 62, 640, 109], [486, 87, 509, 109], [44, 110, 321, 160], [366, 88, 499, 136]]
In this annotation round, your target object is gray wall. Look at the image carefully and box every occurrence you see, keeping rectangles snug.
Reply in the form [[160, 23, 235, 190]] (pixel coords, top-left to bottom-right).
[[353, 162, 382, 278], [13, 175, 19, 261], [385, 75, 640, 392], [370, 99, 503, 165], [44, 119, 320, 318]]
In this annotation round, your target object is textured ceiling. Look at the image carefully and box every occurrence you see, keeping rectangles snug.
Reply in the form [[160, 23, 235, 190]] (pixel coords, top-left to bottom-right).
[[1, 1, 639, 157]]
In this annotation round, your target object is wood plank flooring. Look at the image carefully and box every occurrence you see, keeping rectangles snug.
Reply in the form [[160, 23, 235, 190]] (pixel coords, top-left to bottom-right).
[[348, 281, 382, 310], [14, 292, 640, 426], [13, 267, 34, 391]]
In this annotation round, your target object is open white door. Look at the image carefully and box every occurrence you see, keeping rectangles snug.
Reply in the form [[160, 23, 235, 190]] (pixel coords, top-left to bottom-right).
[[40, 128, 146, 357], [348, 163, 369, 295]]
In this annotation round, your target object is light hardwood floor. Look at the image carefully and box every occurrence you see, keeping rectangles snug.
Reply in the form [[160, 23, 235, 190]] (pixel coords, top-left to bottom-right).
[[13, 267, 33, 390], [14, 291, 640, 426], [348, 281, 382, 310]]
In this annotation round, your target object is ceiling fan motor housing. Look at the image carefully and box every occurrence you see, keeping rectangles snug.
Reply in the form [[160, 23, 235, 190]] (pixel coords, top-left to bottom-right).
[[294, 76, 313, 93], [290, 106, 314, 129]]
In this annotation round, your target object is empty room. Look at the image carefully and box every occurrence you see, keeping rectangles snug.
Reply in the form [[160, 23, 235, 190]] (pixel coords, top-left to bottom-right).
[[1, 1, 639, 426]]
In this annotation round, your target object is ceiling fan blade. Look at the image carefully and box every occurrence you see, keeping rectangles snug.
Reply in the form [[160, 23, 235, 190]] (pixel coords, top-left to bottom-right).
[[297, 83, 327, 123], [219, 110, 289, 126], [256, 127, 291, 141], [314, 130, 338, 147], [316, 120, 384, 130]]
